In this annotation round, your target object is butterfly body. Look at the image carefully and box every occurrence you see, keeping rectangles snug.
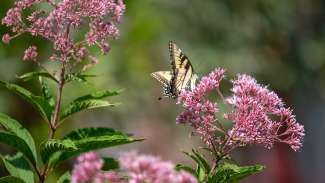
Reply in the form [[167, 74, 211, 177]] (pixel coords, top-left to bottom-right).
[[151, 41, 198, 99]]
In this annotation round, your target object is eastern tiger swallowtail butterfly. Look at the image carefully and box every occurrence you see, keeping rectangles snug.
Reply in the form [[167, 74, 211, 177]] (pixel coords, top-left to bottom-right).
[[151, 41, 198, 99]]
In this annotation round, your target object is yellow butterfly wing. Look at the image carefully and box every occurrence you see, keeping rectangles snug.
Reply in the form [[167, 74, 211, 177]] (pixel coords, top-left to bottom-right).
[[169, 41, 195, 93], [150, 71, 172, 86]]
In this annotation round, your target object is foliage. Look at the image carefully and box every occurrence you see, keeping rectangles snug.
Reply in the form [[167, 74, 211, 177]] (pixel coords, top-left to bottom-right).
[[178, 149, 264, 183], [0, 0, 306, 182], [0, 71, 141, 182]]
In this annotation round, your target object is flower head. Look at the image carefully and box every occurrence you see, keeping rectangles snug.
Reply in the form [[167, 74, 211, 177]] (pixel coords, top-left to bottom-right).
[[2, 34, 11, 44], [72, 152, 125, 183], [177, 68, 225, 146], [119, 151, 197, 183], [226, 74, 305, 151], [23, 46, 38, 61], [177, 69, 305, 153], [72, 152, 197, 183], [2, 0, 125, 62]]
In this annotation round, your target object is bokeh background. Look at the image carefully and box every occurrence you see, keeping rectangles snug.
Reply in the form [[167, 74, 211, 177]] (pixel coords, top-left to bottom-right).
[[1, 0, 324, 182]]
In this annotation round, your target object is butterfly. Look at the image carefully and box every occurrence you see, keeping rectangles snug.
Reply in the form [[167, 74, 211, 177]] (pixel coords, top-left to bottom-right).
[[151, 41, 198, 99]]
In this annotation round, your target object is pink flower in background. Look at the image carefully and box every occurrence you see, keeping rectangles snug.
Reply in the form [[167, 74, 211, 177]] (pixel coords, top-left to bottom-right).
[[72, 152, 125, 183], [23, 46, 38, 61], [2, 34, 11, 44], [72, 152, 198, 183], [71, 152, 103, 183], [119, 151, 197, 183], [2, 0, 125, 62], [177, 69, 305, 153]]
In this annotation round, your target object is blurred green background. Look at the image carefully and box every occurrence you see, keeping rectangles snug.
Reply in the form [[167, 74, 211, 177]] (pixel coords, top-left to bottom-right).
[[1, 0, 324, 182]]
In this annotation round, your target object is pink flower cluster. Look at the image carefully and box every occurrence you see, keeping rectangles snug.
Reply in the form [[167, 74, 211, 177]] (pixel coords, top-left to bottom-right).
[[177, 68, 225, 146], [72, 152, 197, 183], [225, 75, 305, 151], [71, 152, 123, 183], [176, 69, 305, 152], [23, 46, 38, 61], [119, 152, 197, 183], [2, 0, 125, 62]]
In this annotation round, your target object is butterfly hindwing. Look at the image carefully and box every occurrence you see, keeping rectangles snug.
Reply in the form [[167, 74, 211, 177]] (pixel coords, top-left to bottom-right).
[[151, 71, 172, 86]]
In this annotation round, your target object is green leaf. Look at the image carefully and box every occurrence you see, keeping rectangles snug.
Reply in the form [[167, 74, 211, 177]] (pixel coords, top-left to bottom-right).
[[39, 77, 55, 107], [175, 164, 196, 176], [183, 150, 210, 174], [208, 163, 264, 183], [59, 99, 119, 121], [74, 90, 121, 102], [65, 73, 96, 83], [48, 127, 142, 167], [0, 81, 53, 122], [196, 165, 206, 182], [0, 132, 37, 166], [102, 157, 119, 171], [1, 153, 34, 183], [0, 113, 37, 165], [40, 139, 77, 164], [0, 176, 25, 183], [17, 71, 58, 83], [191, 150, 211, 173], [57, 171, 71, 183]]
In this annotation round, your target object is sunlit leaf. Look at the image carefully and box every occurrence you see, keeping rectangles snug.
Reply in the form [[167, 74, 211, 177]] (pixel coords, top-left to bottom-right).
[[0, 176, 25, 183], [208, 163, 264, 183], [57, 171, 70, 183], [40, 139, 77, 164], [48, 127, 142, 167], [1, 153, 34, 183], [17, 71, 58, 83], [0, 132, 37, 166], [59, 99, 119, 122], [74, 90, 121, 102], [65, 73, 96, 83], [0, 81, 53, 122], [175, 164, 196, 176], [183, 150, 210, 174], [0, 113, 37, 165]]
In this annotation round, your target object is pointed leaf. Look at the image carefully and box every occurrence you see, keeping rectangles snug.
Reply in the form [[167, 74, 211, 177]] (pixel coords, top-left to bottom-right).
[[65, 73, 96, 83], [0, 81, 53, 122], [175, 164, 196, 176], [183, 150, 210, 174], [0, 113, 37, 165], [39, 77, 55, 107], [40, 139, 77, 164], [0, 132, 36, 166], [59, 99, 119, 121], [0, 176, 25, 183], [208, 163, 264, 183], [74, 90, 121, 102], [57, 171, 71, 183], [1, 153, 34, 183], [196, 165, 206, 182], [48, 127, 142, 167], [192, 150, 211, 173], [17, 71, 58, 83]]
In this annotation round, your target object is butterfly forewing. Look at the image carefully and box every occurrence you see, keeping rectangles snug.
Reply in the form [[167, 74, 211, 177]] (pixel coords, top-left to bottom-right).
[[169, 41, 195, 93], [151, 42, 197, 99]]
